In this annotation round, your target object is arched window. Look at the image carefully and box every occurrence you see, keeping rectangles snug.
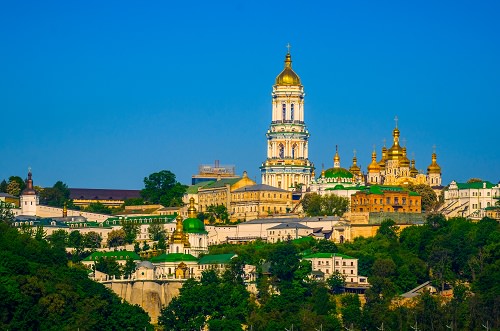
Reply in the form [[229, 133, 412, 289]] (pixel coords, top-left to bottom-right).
[[291, 144, 296, 158], [290, 104, 294, 121], [279, 144, 284, 159], [282, 104, 286, 121]]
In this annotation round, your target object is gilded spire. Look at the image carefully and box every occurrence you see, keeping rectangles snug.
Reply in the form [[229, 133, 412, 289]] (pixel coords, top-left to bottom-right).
[[427, 148, 441, 174], [410, 159, 418, 177], [63, 201, 68, 217], [171, 214, 185, 244], [333, 145, 340, 168], [187, 197, 197, 218], [349, 149, 361, 177], [275, 47, 301, 86]]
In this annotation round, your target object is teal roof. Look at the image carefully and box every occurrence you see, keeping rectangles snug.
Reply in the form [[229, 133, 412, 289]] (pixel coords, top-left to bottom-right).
[[303, 252, 355, 259], [323, 167, 354, 179], [150, 253, 197, 263], [83, 251, 140, 261], [186, 181, 214, 194], [103, 215, 175, 226], [183, 218, 207, 234], [198, 253, 236, 264], [326, 185, 365, 191], [456, 181, 495, 190], [202, 178, 241, 189]]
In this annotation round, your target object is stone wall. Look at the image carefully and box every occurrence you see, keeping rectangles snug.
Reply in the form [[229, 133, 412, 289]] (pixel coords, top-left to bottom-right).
[[104, 280, 183, 324]]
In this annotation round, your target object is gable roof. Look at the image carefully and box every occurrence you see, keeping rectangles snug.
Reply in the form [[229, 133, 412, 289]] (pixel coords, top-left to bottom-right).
[[83, 251, 141, 261], [456, 181, 495, 190], [268, 222, 311, 230], [150, 253, 197, 263]]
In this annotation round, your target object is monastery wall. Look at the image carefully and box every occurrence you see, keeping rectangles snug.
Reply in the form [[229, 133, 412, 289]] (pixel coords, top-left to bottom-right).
[[104, 280, 183, 324], [36, 205, 109, 222]]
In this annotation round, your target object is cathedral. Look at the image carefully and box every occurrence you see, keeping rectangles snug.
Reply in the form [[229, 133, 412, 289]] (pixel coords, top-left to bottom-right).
[[260, 49, 315, 190], [310, 121, 442, 194]]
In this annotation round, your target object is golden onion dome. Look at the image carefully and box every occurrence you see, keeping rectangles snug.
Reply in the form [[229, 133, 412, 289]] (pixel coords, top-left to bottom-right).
[[368, 150, 381, 172], [410, 159, 419, 177], [349, 156, 361, 175], [387, 127, 404, 160], [378, 146, 387, 169], [400, 147, 410, 167], [427, 152, 441, 174], [187, 197, 197, 218], [275, 52, 301, 86]]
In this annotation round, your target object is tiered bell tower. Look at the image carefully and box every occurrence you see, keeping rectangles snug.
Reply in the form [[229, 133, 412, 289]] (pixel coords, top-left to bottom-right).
[[260, 47, 314, 190]]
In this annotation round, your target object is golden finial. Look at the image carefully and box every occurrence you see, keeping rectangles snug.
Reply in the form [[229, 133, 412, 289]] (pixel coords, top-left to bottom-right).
[[188, 197, 197, 218]]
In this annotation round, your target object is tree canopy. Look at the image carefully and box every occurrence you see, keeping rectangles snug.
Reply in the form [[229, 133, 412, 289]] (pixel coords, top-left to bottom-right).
[[140, 170, 187, 207], [301, 193, 349, 216]]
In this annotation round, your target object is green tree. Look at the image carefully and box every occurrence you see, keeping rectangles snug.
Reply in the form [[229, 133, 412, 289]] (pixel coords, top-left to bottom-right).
[[39, 181, 70, 207], [301, 192, 322, 216], [123, 197, 145, 206], [84, 202, 112, 215], [141, 170, 187, 206], [268, 242, 300, 282], [67, 230, 83, 249], [0, 179, 8, 193], [327, 271, 346, 294], [148, 221, 166, 241], [341, 294, 363, 330], [377, 219, 399, 241], [82, 231, 102, 249], [0, 200, 14, 223], [313, 239, 338, 253], [408, 183, 438, 212], [34, 225, 46, 241], [206, 204, 229, 224], [321, 194, 349, 216], [47, 229, 68, 249], [121, 221, 140, 244], [94, 257, 122, 278], [123, 257, 137, 278], [6, 180, 21, 196], [107, 229, 126, 248]]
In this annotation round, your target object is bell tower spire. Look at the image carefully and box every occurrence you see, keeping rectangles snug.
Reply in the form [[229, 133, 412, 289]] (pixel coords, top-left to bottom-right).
[[261, 47, 314, 190]]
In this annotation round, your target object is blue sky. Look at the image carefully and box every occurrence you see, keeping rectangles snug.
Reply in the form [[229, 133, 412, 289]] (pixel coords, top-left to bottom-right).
[[1, 0, 499, 189]]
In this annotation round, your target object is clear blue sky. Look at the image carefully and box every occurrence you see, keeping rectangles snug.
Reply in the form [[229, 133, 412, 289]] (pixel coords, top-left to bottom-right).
[[1, 0, 499, 189]]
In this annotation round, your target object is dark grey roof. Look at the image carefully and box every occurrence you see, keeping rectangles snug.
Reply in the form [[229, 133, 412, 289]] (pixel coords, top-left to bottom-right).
[[0, 193, 17, 198], [232, 184, 289, 193], [243, 216, 341, 225], [268, 222, 311, 230], [69, 188, 141, 200]]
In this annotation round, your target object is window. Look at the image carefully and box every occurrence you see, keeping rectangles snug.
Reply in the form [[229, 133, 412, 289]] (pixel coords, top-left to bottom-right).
[[291, 104, 294, 121], [282, 104, 286, 121], [386, 197, 390, 204], [279, 144, 284, 158]]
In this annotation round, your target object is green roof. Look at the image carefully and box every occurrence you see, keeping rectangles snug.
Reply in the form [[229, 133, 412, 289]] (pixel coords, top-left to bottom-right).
[[456, 181, 495, 190], [103, 215, 175, 226], [303, 252, 356, 259], [202, 178, 241, 189], [198, 253, 236, 265], [83, 251, 140, 261], [183, 218, 207, 234], [359, 185, 419, 196], [326, 185, 365, 191], [186, 181, 214, 194], [150, 253, 197, 263], [323, 167, 353, 179]]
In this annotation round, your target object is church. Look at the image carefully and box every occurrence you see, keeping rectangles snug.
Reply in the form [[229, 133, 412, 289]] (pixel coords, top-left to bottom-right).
[[260, 49, 315, 190]]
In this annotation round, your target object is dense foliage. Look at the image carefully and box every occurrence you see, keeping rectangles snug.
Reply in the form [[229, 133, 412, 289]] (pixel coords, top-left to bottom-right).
[[140, 170, 187, 207], [162, 215, 499, 330], [301, 193, 349, 216], [0, 221, 152, 330]]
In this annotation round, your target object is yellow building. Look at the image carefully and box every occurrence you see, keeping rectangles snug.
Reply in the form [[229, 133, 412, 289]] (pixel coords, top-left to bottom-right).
[[230, 184, 292, 221], [198, 171, 256, 213], [351, 185, 422, 213]]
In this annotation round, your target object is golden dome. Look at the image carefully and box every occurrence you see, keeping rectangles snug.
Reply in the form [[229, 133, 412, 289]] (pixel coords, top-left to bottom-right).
[[378, 146, 387, 169], [410, 159, 419, 177], [187, 197, 197, 218], [275, 53, 301, 86], [427, 152, 441, 174], [368, 150, 381, 172], [387, 127, 404, 160], [349, 156, 361, 175], [400, 147, 410, 167]]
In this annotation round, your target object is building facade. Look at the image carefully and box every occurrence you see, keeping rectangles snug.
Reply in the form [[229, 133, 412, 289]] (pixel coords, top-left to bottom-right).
[[350, 185, 422, 213], [260, 50, 314, 190], [441, 180, 500, 219], [230, 184, 292, 221]]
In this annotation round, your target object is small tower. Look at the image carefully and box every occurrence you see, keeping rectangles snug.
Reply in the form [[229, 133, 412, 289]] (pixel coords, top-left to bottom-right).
[[183, 198, 209, 257], [348, 150, 362, 183], [169, 214, 191, 255], [367, 149, 382, 184], [63, 201, 68, 218], [20, 169, 38, 216], [427, 148, 442, 187]]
